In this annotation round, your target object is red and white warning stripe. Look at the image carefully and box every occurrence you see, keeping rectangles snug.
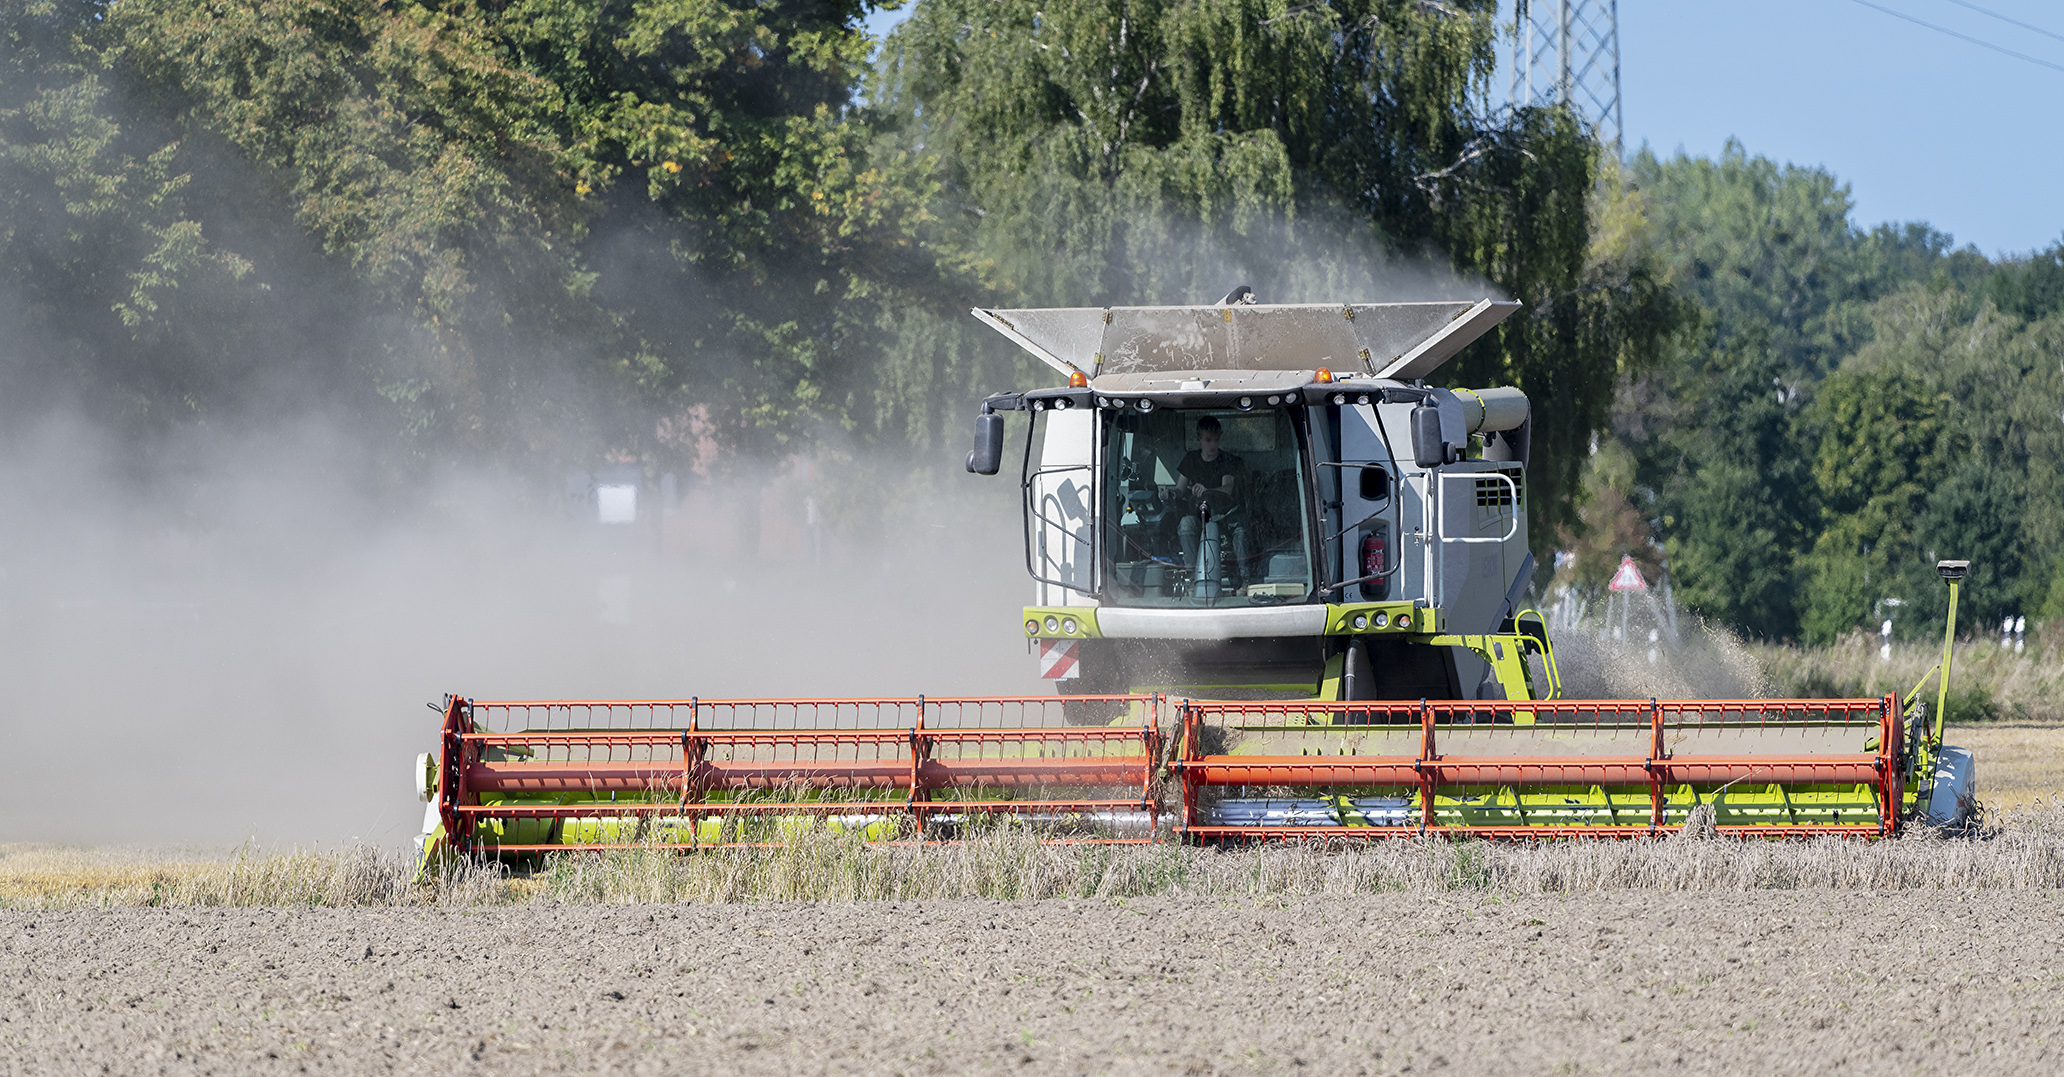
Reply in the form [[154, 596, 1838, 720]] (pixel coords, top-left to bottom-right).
[[1038, 639, 1081, 680]]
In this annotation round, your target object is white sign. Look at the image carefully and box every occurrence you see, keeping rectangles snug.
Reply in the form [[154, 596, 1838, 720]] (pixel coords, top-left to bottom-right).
[[597, 484, 638, 524]]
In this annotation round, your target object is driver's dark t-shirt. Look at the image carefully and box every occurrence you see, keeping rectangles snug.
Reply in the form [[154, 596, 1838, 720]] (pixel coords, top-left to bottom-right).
[[1179, 450, 1244, 496]]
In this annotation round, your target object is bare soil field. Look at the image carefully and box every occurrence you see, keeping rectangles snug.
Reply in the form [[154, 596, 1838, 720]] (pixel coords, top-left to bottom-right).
[[4, 893, 2061, 1076]]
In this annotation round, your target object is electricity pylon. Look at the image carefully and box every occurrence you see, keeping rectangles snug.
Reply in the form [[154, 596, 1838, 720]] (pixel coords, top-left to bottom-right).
[[1509, 0, 1621, 151]]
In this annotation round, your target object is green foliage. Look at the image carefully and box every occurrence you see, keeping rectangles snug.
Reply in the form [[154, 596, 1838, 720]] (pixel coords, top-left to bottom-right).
[[4, 0, 948, 467], [1798, 290, 2064, 642], [21, 0, 2063, 652], [1, 1, 264, 430], [0, 0, 1688, 544], [882, 0, 1686, 529], [1579, 140, 2064, 640]]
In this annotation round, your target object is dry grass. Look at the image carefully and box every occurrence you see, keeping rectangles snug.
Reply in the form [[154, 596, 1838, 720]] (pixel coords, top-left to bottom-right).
[[9, 806, 2064, 910], [0, 843, 518, 910], [1944, 721, 2064, 812], [1749, 634, 2064, 810], [1752, 634, 2064, 722], [0, 844, 223, 900]]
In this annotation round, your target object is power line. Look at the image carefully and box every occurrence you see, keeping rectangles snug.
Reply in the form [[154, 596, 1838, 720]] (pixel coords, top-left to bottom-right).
[[1940, 0, 2064, 47], [1845, 0, 2064, 74]]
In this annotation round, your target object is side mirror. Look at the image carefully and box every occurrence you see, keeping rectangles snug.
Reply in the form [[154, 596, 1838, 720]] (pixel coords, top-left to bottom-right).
[[966, 412, 1006, 475], [1411, 404, 1446, 468]]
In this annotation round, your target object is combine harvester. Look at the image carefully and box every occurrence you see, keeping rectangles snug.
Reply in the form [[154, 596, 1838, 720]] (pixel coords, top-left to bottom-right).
[[415, 293, 1978, 861]]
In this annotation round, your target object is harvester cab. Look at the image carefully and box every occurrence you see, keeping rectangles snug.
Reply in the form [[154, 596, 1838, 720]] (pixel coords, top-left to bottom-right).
[[964, 294, 1552, 707]]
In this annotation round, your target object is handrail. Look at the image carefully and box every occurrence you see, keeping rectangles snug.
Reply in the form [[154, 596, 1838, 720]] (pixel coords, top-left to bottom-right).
[[1513, 607, 1562, 699], [1023, 461, 1098, 597], [1434, 470, 1520, 545]]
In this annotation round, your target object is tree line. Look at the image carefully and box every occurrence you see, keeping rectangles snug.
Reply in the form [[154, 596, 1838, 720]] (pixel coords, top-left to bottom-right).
[[1, 1, 1670, 506], [1570, 142, 2064, 643], [2, 1, 2053, 639]]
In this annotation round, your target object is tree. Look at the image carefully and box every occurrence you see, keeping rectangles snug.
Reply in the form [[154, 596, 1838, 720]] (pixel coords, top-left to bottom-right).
[[1605, 143, 1982, 637], [1, 1, 268, 438], [880, 0, 1685, 532], [1796, 286, 2062, 643], [3, 0, 960, 473]]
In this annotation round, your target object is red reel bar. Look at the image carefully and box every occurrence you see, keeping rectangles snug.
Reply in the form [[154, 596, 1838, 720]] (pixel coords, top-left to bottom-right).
[[433, 695, 1164, 853], [1173, 695, 1901, 839]]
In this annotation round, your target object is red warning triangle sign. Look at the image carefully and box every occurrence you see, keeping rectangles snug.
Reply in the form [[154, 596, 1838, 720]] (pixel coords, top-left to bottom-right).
[[1607, 555, 1648, 593]]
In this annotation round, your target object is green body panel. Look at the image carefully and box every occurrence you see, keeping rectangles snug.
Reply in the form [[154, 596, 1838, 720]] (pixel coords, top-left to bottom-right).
[[1317, 650, 1346, 700], [1021, 601, 1436, 640], [1022, 606, 1102, 638], [1420, 632, 1553, 715], [1282, 783, 1884, 829], [462, 804, 904, 848], [1025, 603, 1560, 711]]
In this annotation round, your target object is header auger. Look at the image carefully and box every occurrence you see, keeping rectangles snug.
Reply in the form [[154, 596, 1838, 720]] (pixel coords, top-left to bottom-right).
[[414, 292, 1977, 864]]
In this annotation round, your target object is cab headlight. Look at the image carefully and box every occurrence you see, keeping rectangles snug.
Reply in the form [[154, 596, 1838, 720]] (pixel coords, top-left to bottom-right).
[[1062, 618, 1078, 634], [1373, 611, 1389, 628], [1044, 616, 1060, 633], [1350, 614, 1368, 630]]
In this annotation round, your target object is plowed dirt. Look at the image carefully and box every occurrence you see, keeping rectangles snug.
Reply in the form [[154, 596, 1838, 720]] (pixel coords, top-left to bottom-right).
[[4, 893, 2056, 1075]]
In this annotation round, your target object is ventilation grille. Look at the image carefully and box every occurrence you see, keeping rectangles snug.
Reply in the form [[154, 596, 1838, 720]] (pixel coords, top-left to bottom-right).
[[1475, 471, 1523, 508]]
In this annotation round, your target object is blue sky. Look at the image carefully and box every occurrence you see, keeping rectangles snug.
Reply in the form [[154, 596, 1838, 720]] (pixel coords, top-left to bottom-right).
[[865, 1, 2064, 259], [1620, 0, 2062, 257]]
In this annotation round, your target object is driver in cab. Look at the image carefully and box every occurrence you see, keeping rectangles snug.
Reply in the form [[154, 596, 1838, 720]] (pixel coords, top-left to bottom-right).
[[1174, 415, 1251, 576]]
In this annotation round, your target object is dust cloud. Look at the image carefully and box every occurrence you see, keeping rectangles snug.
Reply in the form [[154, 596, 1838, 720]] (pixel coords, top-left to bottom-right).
[[1038, 198, 1508, 309], [0, 150, 1512, 855], [0, 413, 1042, 850], [1545, 597, 1775, 701]]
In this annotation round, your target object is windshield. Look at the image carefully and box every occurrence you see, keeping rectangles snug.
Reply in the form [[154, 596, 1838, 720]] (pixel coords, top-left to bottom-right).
[[1100, 407, 1315, 607]]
